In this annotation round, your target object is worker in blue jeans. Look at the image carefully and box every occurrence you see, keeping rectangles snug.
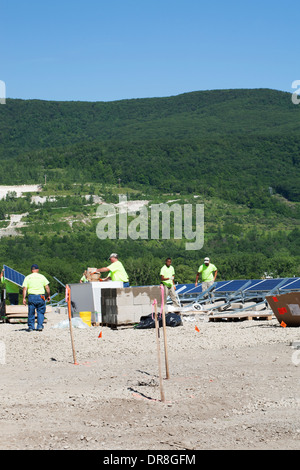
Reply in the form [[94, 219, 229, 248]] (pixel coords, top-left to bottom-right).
[[22, 264, 50, 331], [27, 295, 47, 331]]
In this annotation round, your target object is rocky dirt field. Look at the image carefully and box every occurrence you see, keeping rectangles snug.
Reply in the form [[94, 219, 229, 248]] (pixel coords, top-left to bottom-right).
[[0, 310, 299, 451]]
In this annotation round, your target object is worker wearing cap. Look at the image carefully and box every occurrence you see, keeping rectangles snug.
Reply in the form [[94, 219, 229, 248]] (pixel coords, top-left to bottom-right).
[[22, 264, 50, 332], [94, 254, 130, 287], [160, 257, 180, 309], [195, 257, 217, 302]]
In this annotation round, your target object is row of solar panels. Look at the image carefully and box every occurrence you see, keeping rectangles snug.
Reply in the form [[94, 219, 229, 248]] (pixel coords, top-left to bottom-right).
[[176, 277, 300, 301]]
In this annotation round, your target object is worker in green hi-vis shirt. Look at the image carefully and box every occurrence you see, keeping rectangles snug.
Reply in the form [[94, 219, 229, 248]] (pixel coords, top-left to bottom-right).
[[94, 253, 130, 287], [195, 257, 218, 303], [160, 257, 180, 309], [1, 268, 20, 305]]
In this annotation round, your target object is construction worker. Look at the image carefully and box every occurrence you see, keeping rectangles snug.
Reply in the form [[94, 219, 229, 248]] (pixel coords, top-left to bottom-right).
[[160, 257, 180, 309], [22, 264, 50, 332], [1, 268, 20, 305], [94, 253, 130, 287], [80, 270, 89, 283], [195, 257, 217, 302]]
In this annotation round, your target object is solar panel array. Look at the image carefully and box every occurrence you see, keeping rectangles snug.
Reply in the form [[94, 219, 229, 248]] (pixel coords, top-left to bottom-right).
[[3, 265, 25, 287], [176, 277, 300, 298]]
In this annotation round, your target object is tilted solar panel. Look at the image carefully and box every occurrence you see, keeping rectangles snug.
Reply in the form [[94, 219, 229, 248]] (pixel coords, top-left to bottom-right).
[[280, 278, 300, 290], [241, 279, 266, 291], [214, 280, 235, 291], [214, 279, 249, 292], [183, 284, 202, 294], [244, 278, 283, 291], [176, 283, 202, 295], [3, 265, 25, 287]]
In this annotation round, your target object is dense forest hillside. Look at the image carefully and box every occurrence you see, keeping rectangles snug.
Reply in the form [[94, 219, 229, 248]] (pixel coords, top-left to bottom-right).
[[0, 88, 299, 203], [0, 88, 299, 292]]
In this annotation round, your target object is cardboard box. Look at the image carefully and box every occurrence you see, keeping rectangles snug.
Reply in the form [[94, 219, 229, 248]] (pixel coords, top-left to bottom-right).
[[267, 292, 300, 327], [85, 268, 101, 282]]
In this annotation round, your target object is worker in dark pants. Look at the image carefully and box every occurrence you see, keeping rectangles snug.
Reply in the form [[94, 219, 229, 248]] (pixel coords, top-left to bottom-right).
[[22, 264, 50, 332]]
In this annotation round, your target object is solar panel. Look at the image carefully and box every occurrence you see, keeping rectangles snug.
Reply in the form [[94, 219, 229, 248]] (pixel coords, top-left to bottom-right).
[[176, 284, 202, 295], [183, 284, 202, 294], [214, 279, 249, 292], [245, 278, 284, 291], [214, 280, 235, 291], [3, 265, 25, 287], [280, 278, 300, 291], [175, 284, 187, 294]]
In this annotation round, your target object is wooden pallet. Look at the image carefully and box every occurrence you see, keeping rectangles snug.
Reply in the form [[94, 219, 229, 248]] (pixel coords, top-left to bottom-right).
[[208, 312, 273, 322], [4, 314, 48, 324], [2, 305, 51, 324]]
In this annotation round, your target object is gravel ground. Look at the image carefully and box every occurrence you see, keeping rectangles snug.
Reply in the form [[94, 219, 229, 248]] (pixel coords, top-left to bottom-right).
[[0, 310, 299, 450]]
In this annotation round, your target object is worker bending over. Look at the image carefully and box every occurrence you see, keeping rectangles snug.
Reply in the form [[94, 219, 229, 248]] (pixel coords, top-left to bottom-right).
[[95, 253, 130, 287]]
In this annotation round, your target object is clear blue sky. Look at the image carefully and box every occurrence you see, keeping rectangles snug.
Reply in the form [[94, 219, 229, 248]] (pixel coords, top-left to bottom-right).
[[1, 0, 298, 102]]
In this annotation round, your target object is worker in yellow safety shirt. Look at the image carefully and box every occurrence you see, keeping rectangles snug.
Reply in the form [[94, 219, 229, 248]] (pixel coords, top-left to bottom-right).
[[1, 268, 20, 305], [94, 253, 130, 287], [22, 264, 50, 332], [160, 257, 180, 309], [80, 270, 89, 283], [195, 257, 217, 302]]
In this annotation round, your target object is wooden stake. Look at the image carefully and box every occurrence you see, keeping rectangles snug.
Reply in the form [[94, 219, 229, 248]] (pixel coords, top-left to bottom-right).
[[161, 303, 170, 379], [66, 285, 78, 365], [160, 284, 170, 379], [154, 301, 165, 402]]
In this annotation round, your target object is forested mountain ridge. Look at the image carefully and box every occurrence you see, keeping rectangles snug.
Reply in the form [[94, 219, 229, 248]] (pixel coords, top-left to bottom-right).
[[1, 88, 299, 151], [0, 88, 299, 203]]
